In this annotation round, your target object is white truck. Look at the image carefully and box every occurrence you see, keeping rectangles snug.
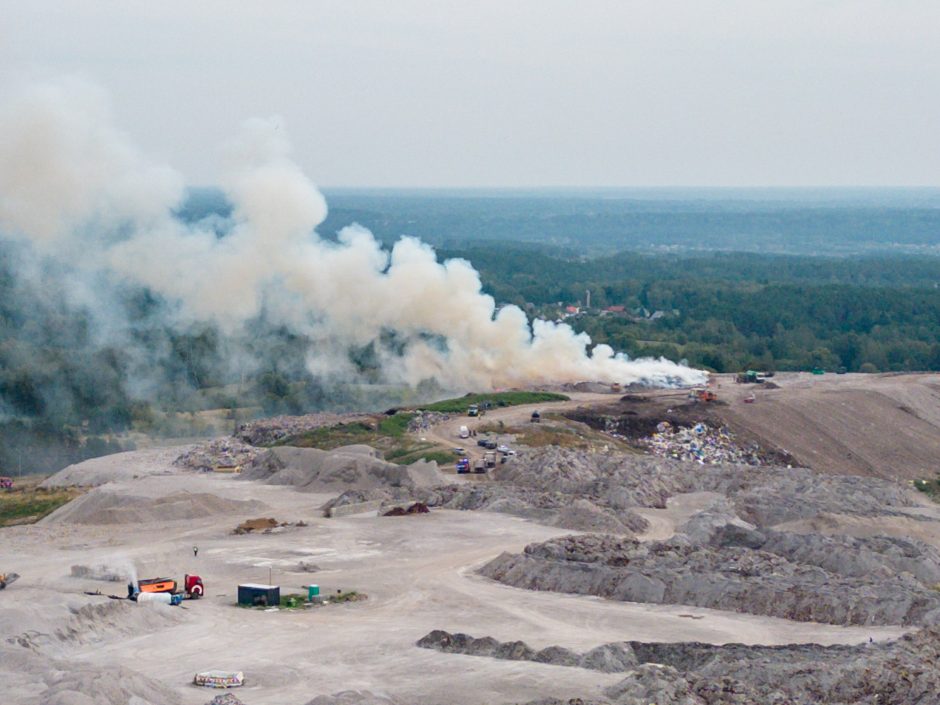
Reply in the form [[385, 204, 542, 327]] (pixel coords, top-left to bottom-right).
[[458, 425, 470, 439]]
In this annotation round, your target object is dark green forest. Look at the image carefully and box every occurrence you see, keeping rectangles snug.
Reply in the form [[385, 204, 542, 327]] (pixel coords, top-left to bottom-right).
[[441, 246, 940, 374], [5, 243, 940, 475]]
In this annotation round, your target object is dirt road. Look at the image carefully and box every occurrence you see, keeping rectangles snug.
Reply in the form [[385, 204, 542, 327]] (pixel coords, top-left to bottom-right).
[[417, 392, 620, 462]]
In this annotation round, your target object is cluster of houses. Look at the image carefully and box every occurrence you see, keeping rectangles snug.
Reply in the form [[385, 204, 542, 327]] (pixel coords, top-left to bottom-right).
[[557, 304, 671, 322]]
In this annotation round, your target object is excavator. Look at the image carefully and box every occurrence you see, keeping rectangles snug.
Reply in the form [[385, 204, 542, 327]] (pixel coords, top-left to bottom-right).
[[0, 572, 19, 590]]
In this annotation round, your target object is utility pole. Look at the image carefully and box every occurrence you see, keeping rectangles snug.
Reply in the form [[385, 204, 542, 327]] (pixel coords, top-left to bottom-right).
[[585, 289, 591, 309]]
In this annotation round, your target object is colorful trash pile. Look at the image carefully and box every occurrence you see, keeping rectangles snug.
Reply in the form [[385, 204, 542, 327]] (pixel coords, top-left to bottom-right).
[[640, 421, 764, 465], [194, 671, 245, 689]]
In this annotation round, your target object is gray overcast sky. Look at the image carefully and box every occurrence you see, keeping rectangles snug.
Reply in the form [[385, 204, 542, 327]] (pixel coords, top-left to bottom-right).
[[2, 1, 938, 187]]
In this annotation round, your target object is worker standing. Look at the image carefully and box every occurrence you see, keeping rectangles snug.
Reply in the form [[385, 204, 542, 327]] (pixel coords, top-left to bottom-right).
[[193, 545, 198, 558]]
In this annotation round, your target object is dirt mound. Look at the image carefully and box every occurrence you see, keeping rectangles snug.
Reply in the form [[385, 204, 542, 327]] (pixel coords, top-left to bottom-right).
[[420, 628, 940, 705], [8, 600, 184, 653], [304, 692, 401, 705], [235, 412, 372, 446], [234, 517, 280, 533], [718, 373, 940, 480], [481, 532, 940, 626], [498, 447, 922, 528], [41, 446, 190, 488], [173, 438, 261, 472], [416, 484, 649, 535], [44, 490, 266, 525], [42, 663, 183, 705], [243, 445, 445, 493]]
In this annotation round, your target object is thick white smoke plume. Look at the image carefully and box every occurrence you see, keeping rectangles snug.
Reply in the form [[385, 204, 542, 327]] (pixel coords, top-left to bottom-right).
[[0, 80, 706, 391]]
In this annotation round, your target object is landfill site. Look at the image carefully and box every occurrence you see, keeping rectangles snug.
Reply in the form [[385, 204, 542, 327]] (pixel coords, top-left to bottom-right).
[[5, 372, 940, 705]]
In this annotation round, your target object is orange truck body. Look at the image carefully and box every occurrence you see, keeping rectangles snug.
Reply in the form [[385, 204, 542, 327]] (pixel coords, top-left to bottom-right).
[[137, 578, 178, 594]]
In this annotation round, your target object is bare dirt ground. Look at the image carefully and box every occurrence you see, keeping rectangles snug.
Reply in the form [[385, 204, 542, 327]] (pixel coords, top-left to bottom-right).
[[5, 374, 940, 704], [716, 372, 940, 480], [557, 372, 940, 481], [0, 457, 909, 705], [419, 392, 620, 463]]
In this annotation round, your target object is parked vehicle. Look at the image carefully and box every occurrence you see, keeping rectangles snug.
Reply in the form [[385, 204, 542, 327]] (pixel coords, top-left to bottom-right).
[[129, 574, 204, 600], [458, 425, 470, 439], [531, 411, 541, 423], [456, 458, 470, 474]]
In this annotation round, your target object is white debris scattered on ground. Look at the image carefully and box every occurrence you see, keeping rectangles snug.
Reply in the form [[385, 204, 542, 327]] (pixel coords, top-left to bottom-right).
[[639, 421, 765, 465], [408, 411, 451, 432]]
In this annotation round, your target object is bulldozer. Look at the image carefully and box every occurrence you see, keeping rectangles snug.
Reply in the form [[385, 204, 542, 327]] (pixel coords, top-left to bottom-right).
[[691, 389, 717, 403]]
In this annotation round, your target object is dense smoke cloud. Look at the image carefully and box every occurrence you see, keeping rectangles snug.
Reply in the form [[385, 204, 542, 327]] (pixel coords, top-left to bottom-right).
[[0, 79, 706, 394]]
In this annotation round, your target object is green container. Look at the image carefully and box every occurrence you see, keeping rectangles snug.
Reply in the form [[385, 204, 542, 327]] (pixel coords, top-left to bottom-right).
[[308, 584, 320, 600]]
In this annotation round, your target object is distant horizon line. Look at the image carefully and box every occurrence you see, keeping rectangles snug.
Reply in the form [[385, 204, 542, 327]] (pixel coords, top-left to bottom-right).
[[188, 184, 940, 194]]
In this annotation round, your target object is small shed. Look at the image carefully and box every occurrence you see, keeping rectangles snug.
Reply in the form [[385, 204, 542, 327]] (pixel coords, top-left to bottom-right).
[[238, 583, 280, 607]]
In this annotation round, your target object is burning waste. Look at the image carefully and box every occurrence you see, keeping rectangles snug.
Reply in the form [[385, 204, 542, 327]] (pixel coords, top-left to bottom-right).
[[0, 79, 707, 393]]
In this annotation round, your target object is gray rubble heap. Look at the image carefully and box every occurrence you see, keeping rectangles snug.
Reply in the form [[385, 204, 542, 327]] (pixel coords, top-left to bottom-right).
[[173, 438, 262, 472], [234, 412, 372, 446], [419, 628, 940, 705], [480, 531, 940, 626]]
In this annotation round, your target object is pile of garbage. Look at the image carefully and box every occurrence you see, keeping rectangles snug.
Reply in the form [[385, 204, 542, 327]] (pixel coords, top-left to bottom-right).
[[408, 411, 450, 432], [639, 421, 764, 465], [235, 413, 370, 446], [174, 438, 261, 472]]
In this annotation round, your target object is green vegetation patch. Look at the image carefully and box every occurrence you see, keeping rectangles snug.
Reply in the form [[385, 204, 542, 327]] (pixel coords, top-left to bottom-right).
[[914, 478, 940, 501], [276, 414, 453, 466], [421, 391, 568, 414], [0, 478, 83, 527]]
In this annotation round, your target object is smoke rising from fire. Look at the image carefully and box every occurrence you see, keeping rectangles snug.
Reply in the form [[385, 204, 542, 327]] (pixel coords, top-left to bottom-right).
[[0, 79, 706, 393]]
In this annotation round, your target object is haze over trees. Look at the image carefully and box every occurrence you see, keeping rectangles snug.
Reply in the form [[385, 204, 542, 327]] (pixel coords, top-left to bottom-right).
[[3, 188, 940, 474]]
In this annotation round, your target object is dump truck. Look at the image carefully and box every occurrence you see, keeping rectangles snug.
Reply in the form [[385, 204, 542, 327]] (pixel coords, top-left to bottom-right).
[[484, 451, 497, 469], [128, 574, 204, 599], [472, 459, 486, 473], [0, 572, 20, 590]]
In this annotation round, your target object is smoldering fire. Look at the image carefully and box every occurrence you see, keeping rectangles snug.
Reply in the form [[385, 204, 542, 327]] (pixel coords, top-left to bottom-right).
[[0, 79, 707, 395]]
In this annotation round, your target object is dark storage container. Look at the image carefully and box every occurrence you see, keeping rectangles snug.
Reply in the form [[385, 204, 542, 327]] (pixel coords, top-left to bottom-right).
[[238, 583, 280, 607]]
